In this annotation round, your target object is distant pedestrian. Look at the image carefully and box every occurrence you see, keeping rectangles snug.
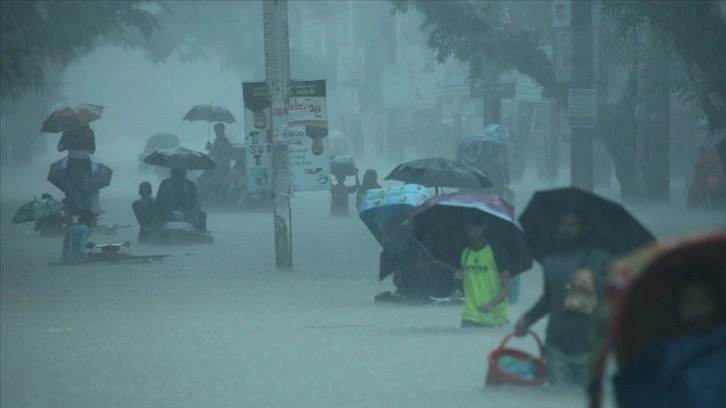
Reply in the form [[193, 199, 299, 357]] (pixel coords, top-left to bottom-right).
[[132, 181, 158, 243], [330, 170, 359, 216], [356, 169, 382, 209]]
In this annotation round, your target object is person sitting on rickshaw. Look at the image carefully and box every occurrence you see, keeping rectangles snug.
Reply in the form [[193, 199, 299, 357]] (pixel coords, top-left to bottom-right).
[[156, 169, 207, 232]]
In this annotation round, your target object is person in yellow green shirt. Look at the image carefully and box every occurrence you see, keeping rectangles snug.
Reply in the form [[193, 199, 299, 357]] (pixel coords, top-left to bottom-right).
[[454, 214, 511, 328]]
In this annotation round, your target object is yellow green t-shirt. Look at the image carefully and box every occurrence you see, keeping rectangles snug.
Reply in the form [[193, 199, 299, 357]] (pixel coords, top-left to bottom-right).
[[461, 245, 508, 325]]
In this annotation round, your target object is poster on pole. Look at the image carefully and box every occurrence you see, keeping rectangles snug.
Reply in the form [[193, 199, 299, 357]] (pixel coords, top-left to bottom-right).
[[243, 81, 273, 193], [567, 88, 598, 128], [287, 79, 330, 192]]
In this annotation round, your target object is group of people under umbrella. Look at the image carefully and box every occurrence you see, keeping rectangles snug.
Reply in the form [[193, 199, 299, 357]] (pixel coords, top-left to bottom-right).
[[12, 102, 228, 259], [357, 161, 725, 407]]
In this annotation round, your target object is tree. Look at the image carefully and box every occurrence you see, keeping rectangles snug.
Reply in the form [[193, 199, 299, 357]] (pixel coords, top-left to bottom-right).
[[0, 1, 158, 166], [601, 0, 726, 133], [1, 1, 158, 100], [393, 0, 725, 203]]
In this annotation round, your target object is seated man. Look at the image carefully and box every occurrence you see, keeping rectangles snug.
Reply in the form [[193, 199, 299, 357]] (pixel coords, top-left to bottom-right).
[[156, 168, 207, 232], [132, 181, 158, 243], [60, 209, 94, 262], [34, 193, 66, 237]]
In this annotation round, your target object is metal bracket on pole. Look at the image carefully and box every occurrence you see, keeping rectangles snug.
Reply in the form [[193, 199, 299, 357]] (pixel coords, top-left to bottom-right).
[[263, 0, 293, 270]]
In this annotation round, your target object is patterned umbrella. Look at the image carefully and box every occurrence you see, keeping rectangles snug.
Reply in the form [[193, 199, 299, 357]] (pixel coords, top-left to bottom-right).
[[589, 232, 726, 408], [41, 103, 104, 133], [407, 192, 532, 276]]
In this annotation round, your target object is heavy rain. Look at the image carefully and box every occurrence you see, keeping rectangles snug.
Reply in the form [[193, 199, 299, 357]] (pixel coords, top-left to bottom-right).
[[1, 1, 725, 408]]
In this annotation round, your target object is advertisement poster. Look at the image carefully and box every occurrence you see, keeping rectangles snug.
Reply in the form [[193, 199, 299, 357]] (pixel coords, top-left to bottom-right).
[[243, 81, 273, 193], [287, 79, 330, 192], [243, 79, 330, 193]]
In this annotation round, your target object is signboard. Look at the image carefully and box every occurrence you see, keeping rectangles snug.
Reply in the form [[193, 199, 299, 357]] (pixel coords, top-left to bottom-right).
[[567, 88, 598, 128], [243, 80, 330, 193], [287, 79, 330, 192], [243, 81, 273, 193]]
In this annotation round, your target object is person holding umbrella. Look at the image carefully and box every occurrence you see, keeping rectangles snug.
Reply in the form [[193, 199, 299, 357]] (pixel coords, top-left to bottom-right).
[[42, 103, 104, 223], [455, 213, 512, 328], [143, 146, 215, 233], [56, 123, 96, 223], [156, 168, 207, 233], [203, 123, 234, 199], [514, 187, 656, 386]]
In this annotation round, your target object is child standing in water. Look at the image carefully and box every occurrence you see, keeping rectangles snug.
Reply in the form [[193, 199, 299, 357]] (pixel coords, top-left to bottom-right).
[[455, 214, 511, 328]]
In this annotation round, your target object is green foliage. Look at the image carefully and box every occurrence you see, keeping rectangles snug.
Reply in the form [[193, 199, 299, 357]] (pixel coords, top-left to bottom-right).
[[0, 1, 159, 100], [602, 0, 726, 130], [392, 0, 559, 101]]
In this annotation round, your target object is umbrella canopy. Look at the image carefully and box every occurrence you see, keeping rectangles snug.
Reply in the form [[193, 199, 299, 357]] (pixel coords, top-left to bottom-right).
[[460, 124, 514, 147], [143, 146, 216, 170], [385, 157, 492, 190], [589, 233, 726, 408], [41, 103, 104, 133], [518, 186, 656, 263], [183, 104, 237, 124], [358, 184, 430, 246], [48, 156, 113, 193], [12, 198, 64, 224], [405, 192, 532, 276]]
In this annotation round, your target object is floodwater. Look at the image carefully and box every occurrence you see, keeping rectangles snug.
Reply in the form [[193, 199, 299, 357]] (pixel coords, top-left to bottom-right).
[[1, 161, 723, 408]]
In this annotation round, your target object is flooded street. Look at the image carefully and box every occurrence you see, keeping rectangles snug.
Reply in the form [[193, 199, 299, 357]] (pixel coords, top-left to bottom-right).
[[2, 164, 722, 408]]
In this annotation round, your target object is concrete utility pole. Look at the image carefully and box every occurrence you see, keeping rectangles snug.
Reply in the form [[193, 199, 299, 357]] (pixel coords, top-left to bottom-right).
[[569, 0, 595, 191], [263, 0, 293, 269]]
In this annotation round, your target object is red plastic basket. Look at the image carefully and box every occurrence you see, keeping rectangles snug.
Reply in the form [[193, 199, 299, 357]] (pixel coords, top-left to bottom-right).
[[485, 330, 547, 387]]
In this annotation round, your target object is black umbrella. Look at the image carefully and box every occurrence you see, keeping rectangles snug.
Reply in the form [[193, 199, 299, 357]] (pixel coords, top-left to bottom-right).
[[47, 156, 113, 193], [183, 104, 237, 142], [407, 192, 532, 276], [143, 146, 216, 170], [41, 103, 104, 133], [518, 186, 656, 263], [385, 157, 492, 193]]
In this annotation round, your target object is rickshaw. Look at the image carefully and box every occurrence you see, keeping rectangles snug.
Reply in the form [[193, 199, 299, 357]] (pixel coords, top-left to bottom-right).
[[457, 124, 514, 201]]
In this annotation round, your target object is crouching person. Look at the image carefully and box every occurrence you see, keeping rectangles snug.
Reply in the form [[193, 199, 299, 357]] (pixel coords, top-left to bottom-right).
[[61, 210, 94, 262]]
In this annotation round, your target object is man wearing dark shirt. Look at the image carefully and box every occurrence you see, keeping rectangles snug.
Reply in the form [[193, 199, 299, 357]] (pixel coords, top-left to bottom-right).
[[515, 212, 614, 386]]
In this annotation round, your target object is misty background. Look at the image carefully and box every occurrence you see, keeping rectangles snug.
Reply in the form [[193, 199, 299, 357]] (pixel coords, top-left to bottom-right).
[[1, 1, 725, 407]]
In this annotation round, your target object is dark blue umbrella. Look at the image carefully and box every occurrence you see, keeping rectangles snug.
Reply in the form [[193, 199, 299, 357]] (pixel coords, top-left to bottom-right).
[[47, 156, 113, 193]]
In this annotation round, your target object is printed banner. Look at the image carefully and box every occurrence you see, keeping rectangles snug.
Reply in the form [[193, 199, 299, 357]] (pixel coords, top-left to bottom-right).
[[243, 81, 273, 193], [242, 80, 330, 193], [287, 79, 330, 191]]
